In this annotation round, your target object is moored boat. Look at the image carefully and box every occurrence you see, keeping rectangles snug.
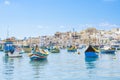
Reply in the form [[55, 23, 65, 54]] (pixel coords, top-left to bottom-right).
[[4, 39, 13, 53], [100, 45, 115, 54], [50, 49, 60, 53], [50, 46, 60, 53], [4, 39, 22, 58], [22, 45, 31, 53], [29, 45, 49, 60], [67, 45, 77, 52], [7, 50, 22, 58], [29, 50, 49, 60], [111, 45, 120, 51], [85, 45, 99, 58]]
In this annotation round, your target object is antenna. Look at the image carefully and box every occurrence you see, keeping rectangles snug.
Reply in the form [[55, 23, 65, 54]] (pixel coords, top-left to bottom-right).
[[7, 26, 9, 39], [73, 28, 75, 32]]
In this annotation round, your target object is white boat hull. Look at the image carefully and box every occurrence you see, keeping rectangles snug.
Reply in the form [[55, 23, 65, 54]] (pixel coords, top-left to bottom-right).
[[7, 52, 22, 58]]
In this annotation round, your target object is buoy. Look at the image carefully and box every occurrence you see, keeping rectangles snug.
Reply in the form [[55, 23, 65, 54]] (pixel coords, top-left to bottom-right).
[[78, 52, 80, 55]]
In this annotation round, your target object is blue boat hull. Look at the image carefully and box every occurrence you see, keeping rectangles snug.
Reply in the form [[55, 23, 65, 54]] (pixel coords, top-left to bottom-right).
[[85, 52, 98, 58], [101, 50, 115, 54], [30, 56, 46, 60], [67, 49, 77, 52]]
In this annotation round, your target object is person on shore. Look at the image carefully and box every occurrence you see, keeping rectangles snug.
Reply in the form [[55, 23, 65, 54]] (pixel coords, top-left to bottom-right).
[[35, 45, 40, 52], [9, 45, 15, 54]]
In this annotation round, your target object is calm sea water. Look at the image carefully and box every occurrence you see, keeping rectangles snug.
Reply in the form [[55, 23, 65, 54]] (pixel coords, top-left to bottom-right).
[[0, 49, 120, 80]]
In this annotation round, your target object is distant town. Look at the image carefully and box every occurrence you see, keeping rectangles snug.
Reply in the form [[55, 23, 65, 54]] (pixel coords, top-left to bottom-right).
[[0, 27, 120, 48]]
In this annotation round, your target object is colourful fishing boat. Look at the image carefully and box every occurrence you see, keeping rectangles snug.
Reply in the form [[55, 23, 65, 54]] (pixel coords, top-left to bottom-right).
[[50, 46, 60, 53], [67, 45, 77, 52], [50, 48, 60, 53], [29, 50, 49, 60], [85, 45, 99, 58], [29, 45, 49, 60]]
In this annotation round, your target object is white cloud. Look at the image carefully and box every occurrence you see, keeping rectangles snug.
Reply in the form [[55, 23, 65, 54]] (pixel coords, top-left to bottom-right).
[[4, 0, 10, 5], [98, 22, 119, 28]]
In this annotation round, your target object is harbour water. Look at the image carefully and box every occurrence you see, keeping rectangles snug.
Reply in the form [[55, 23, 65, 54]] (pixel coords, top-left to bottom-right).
[[0, 49, 120, 80]]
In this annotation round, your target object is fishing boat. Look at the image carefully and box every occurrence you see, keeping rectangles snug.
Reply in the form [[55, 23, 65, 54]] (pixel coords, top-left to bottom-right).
[[67, 45, 77, 52], [100, 45, 115, 54], [111, 45, 120, 51], [50, 48, 60, 53], [29, 45, 49, 60], [3, 27, 22, 57], [7, 49, 22, 58], [85, 45, 99, 58], [4, 39, 22, 58], [22, 45, 31, 53], [4, 39, 13, 53], [50, 46, 60, 53], [29, 50, 49, 60], [67, 28, 77, 52]]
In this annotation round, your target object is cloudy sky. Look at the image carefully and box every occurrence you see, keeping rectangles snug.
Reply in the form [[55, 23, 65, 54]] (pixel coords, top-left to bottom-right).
[[0, 0, 120, 39]]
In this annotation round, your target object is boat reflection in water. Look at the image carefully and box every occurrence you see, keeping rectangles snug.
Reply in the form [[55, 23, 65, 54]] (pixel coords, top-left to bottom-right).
[[3, 56, 14, 80], [29, 59, 48, 79], [85, 57, 98, 79], [85, 57, 98, 69]]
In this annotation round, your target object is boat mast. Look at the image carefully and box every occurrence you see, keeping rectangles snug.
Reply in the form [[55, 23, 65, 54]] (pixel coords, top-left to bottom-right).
[[73, 28, 75, 45], [7, 26, 9, 39]]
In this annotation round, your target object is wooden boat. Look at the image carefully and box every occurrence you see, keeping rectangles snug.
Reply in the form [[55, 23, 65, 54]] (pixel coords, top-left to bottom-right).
[[85, 45, 99, 58], [67, 45, 77, 52], [111, 40, 120, 51], [29, 49, 49, 60], [111, 45, 120, 51], [50, 48, 60, 53], [22, 45, 31, 53], [50, 46, 60, 53], [100, 45, 115, 54]]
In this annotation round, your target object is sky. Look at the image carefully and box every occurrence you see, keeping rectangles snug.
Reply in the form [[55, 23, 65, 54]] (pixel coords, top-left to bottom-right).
[[0, 0, 120, 39]]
